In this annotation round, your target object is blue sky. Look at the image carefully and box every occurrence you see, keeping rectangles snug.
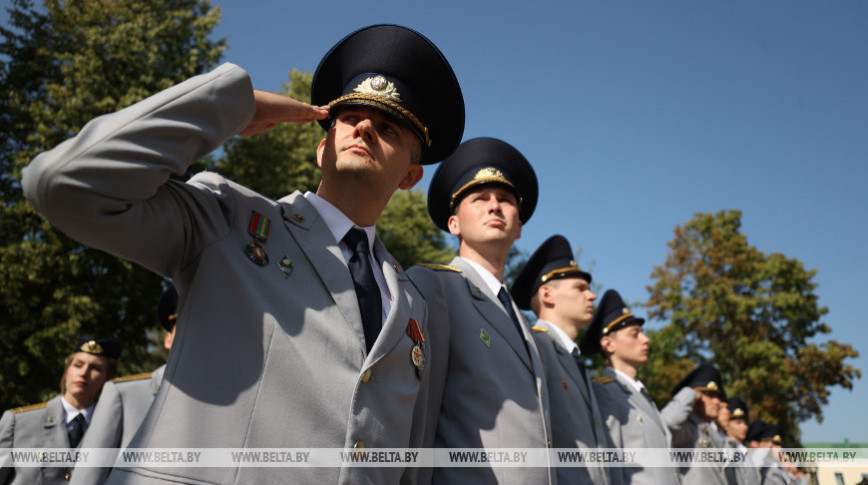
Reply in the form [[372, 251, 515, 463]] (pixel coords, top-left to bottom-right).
[[206, 0, 866, 442], [3, 0, 864, 442]]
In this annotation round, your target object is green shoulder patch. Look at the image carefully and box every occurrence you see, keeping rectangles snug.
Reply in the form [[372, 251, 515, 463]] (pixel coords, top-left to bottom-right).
[[417, 263, 461, 273], [531, 326, 548, 333], [112, 372, 153, 383], [593, 376, 615, 384], [12, 402, 47, 413]]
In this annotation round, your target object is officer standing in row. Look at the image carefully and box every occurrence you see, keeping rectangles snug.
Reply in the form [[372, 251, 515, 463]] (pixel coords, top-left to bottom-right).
[[71, 286, 180, 485], [582, 289, 680, 485], [661, 363, 729, 485], [511, 235, 611, 485], [717, 398, 761, 485], [746, 421, 794, 485], [408, 138, 553, 485], [0, 337, 121, 484], [23, 24, 465, 484]]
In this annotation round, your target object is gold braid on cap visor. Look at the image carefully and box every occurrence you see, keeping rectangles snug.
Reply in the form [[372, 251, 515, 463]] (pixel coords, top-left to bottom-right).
[[540, 267, 580, 283], [602, 313, 635, 335], [329, 93, 431, 148], [449, 177, 523, 211]]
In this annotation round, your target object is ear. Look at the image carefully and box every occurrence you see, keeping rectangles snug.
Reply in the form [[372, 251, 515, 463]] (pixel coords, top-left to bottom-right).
[[398, 164, 424, 190], [539, 285, 555, 307], [600, 335, 616, 355], [447, 214, 461, 237], [316, 139, 327, 168]]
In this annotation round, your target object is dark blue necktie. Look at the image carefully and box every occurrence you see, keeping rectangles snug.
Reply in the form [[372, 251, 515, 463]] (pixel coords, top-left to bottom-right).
[[571, 347, 588, 383], [497, 287, 529, 355], [344, 229, 382, 353], [68, 413, 86, 448]]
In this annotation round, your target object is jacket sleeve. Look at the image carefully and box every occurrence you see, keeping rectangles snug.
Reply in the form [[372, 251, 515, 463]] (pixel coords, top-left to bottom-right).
[[0, 410, 16, 484], [69, 382, 124, 485], [21, 63, 255, 278], [660, 386, 697, 446]]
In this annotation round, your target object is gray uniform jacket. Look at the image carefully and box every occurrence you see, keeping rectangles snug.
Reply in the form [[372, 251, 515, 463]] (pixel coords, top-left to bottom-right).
[[0, 396, 75, 484], [532, 320, 611, 485], [22, 63, 431, 485], [592, 367, 679, 485], [722, 438, 761, 485], [407, 259, 553, 485], [69, 365, 166, 485], [661, 388, 727, 485]]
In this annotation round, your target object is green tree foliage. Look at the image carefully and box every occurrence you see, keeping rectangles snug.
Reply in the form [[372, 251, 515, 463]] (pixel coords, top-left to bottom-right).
[[376, 190, 455, 269], [0, 0, 224, 408], [643, 209, 860, 443], [212, 70, 323, 197]]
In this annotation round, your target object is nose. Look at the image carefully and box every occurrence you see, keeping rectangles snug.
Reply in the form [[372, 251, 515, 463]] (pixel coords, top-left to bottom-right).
[[353, 115, 376, 143]]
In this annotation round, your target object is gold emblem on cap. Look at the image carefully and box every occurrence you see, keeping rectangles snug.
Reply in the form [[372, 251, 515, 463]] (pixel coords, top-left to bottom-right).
[[732, 408, 745, 417], [623, 307, 631, 315], [354, 76, 401, 101], [569, 260, 577, 267], [474, 167, 505, 180], [81, 340, 104, 354], [707, 381, 719, 391]]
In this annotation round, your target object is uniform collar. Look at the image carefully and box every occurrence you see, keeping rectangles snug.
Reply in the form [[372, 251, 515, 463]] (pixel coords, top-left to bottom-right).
[[305, 192, 377, 249], [60, 396, 94, 425], [613, 367, 646, 395], [456, 256, 503, 297], [539, 318, 579, 355]]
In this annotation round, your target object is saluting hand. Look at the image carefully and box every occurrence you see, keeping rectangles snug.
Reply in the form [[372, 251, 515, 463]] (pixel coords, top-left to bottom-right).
[[239, 90, 330, 136]]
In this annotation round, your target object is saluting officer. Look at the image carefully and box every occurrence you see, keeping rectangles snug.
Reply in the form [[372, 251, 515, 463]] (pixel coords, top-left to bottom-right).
[[510, 234, 610, 485], [70, 286, 180, 485], [23, 24, 464, 484], [408, 138, 553, 485], [746, 422, 794, 485], [0, 337, 121, 484], [580, 288, 680, 485], [661, 364, 729, 485]]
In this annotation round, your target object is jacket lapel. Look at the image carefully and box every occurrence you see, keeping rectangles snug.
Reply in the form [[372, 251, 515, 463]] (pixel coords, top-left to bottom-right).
[[451, 258, 532, 372], [44, 396, 69, 448], [365, 239, 415, 366], [278, 192, 364, 349]]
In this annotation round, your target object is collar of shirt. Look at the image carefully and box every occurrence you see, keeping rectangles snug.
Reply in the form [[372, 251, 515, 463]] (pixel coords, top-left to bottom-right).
[[538, 318, 579, 355], [613, 367, 647, 395], [304, 192, 377, 253], [304, 191, 391, 322], [60, 396, 94, 426], [456, 256, 504, 297]]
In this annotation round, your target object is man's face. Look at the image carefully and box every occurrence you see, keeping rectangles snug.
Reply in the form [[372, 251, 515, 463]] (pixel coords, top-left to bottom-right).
[[317, 106, 422, 197], [63, 352, 109, 408], [547, 278, 596, 329], [727, 418, 749, 442], [603, 323, 650, 367], [447, 185, 522, 249], [694, 390, 722, 421]]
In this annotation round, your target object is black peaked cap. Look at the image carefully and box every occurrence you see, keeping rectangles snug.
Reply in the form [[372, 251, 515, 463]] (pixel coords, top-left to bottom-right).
[[671, 363, 725, 398], [579, 289, 644, 356], [157, 285, 179, 332], [427, 137, 538, 231], [511, 235, 591, 311], [727, 397, 749, 420], [75, 336, 122, 360], [311, 24, 464, 164]]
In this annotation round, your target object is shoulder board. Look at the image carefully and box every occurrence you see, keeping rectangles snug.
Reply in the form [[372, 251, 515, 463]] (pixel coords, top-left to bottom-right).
[[112, 372, 153, 383], [531, 326, 548, 333], [12, 402, 47, 413], [416, 263, 461, 273], [593, 376, 615, 384]]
